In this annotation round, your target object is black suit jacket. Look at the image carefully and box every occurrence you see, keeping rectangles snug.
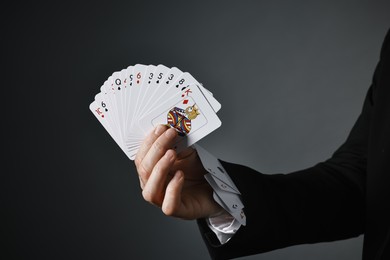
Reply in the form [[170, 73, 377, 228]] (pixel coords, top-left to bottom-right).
[[198, 29, 390, 260]]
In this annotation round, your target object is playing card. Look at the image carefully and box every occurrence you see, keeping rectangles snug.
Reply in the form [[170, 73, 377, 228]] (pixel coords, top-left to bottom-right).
[[213, 192, 246, 226], [123, 65, 134, 130], [136, 84, 221, 156], [173, 72, 221, 113], [94, 89, 122, 142], [133, 65, 156, 121], [141, 67, 184, 116], [90, 64, 222, 161], [125, 64, 148, 134], [110, 70, 126, 137], [146, 72, 221, 114], [99, 79, 124, 142], [205, 173, 246, 226], [194, 144, 240, 194], [89, 100, 114, 139], [89, 63, 248, 226], [89, 98, 129, 158], [136, 64, 170, 118], [204, 174, 244, 213]]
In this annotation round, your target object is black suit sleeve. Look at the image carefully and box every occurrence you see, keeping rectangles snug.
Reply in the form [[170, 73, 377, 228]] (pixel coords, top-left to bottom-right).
[[197, 29, 390, 260]]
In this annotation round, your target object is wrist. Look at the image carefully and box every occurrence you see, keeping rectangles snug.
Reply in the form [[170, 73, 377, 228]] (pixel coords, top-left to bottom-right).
[[209, 208, 227, 218]]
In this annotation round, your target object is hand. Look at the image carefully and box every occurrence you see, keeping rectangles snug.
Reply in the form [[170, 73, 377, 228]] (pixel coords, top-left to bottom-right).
[[135, 125, 224, 220]]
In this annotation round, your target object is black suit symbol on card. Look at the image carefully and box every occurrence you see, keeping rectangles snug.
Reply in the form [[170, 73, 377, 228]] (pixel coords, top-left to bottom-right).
[[101, 101, 108, 112], [115, 78, 121, 90], [166, 73, 174, 84], [176, 79, 188, 91], [175, 79, 185, 88], [156, 73, 163, 84]]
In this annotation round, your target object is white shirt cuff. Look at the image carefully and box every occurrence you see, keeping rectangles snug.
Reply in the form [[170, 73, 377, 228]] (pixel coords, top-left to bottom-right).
[[206, 211, 241, 244]]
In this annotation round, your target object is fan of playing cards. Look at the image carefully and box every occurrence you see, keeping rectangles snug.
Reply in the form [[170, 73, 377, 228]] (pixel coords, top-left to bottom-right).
[[89, 64, 222, 160]]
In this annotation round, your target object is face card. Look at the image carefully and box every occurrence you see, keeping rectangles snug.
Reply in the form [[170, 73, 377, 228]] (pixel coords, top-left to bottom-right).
[[172, 72, 221, 113], [146, 71, 221, 114], [126, 65, 183, 142], [136, 84, 221, 154], [109, 71, 126, 137], [90, 64, 223, 162], [120, 67, 131, 130], [127, 89, 207, 157], [90, 99, 126, 154], [89, 99, 114, 138], [99, 81, 124, 142], [143, 71, 196, 114]]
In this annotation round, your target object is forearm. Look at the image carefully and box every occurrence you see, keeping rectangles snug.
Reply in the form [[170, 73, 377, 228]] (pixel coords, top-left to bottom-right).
[[198, 159, 365, 260]]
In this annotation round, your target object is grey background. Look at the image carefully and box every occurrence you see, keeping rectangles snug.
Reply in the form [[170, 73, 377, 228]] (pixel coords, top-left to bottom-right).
[[4, 1, 390, 259]]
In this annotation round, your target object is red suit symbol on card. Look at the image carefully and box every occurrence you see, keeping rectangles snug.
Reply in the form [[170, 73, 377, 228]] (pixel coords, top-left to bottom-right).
[[95, 108, 104, 118], [182, 89, 192, 104], [136, 72, 141, 84], [167, 105, 200, 136]]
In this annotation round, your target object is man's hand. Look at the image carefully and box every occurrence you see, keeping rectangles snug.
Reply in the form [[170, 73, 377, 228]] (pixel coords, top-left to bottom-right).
[[135, 124, 224, 220]]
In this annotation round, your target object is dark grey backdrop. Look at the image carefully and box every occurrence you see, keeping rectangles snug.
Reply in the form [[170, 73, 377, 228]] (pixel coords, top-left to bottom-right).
[[4, 1, 390, 259]]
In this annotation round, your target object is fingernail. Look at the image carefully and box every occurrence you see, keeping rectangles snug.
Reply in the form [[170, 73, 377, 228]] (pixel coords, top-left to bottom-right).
[[155, 125, 166, 135], [165, 128, 177, 139], [165, 150, 175, 160], [175, 171, 183, 181]]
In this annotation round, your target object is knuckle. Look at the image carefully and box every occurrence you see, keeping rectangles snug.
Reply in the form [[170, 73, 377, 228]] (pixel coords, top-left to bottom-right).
[[142, 189, 162, 206], [143, 132, 156, 146], [162, 204, 176, 217], [134, 156, 142, 167], [152, 156, 172, 178], [153, 163, 164, 175], [147, 130, 159, 141], [137, 164, 150, 179], [142, 189, 153, 202], [139, 182, 144, 191], [153, 140, 165, 154]]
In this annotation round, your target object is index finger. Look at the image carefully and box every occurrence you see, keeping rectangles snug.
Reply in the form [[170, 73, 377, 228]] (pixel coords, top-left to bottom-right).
[[140, 127, 178, 175], [135, 124, 168, 167]]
